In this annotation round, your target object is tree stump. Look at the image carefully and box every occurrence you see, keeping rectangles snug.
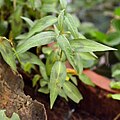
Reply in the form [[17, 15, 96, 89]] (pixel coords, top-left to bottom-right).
[[0, 57, 47, 120]]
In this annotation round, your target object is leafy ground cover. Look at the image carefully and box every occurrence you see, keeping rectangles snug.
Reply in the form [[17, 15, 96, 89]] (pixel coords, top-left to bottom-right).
[[0, 0, 120, 120]]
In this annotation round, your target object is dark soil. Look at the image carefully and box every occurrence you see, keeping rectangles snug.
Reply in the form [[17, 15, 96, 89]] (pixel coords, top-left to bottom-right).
[[23, 74, 120, 120]]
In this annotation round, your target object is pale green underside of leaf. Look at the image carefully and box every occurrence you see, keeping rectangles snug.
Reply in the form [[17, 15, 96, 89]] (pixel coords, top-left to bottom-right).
[[50, 61, 66, 109], [16, 31, 56, 54], [26, 15, 57, 38], [63, 81, 83, 103], [70, 39, 116, 52]]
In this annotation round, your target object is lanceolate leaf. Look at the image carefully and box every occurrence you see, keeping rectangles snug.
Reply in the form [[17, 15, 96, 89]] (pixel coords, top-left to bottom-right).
[[70, 39, 116, 52], [16, 31, 56, 54], [79, 73, 95, 87], [63, 81, 83, 103], [57, 35, 83, 75], [46, 51, 59, 76], [50, 61, 66, 109], [58, 9, 65, 31], [0, 37, 16, 71], [65, 13, 85, 39], [60, 0, 67, 9], [59, 88, 68, 101], [21, 16, 34, 27], [26, 15, 57, 38], [65, 13, 79, 38]]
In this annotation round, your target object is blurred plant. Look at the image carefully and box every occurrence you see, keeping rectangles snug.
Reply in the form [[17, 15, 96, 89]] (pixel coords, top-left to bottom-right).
[[0, 0, 115, 109], [85, 6, 120, 100]]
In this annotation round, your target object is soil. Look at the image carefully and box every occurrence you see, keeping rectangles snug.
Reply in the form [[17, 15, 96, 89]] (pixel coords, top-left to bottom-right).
[[23, 73, 120, 120]]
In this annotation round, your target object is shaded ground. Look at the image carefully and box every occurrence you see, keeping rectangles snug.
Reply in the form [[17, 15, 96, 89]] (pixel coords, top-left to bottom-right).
[[23, 76, 120, 120]]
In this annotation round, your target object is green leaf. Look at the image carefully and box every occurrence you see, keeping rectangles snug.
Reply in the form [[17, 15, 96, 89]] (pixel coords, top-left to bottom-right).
[[112, 70, 120, 78], [79, 73, 95, 86], [60, 0, 67, 9], [21, 16, 34, 27], [68, 74, 78, 85], [58, 88, 68, 101], [0, 0, 4, 8], [112, 63, 120, 81], [58, 9, 65, 31], [114, 7, 120, 16], [38, 86, 49, 94], [46, 51, 59, 76], [70, 39, 116, 52], [110, 81, 120, 90], [65, 13, 85, 39], [0, 37, 16, 71], [106, 32, 120, 46], [26, 15, 57, 38], [41, 4, 58, 13], [79, 52, 96, 60], [112, 19, 120, 31], [0, 110, 20, 120], [32, 74, 40, 87], [11, 6, 22, 37], [57, 35, 83, 75], [46, 49, 66, 75], [40, 79, 48, 87], [16, 31, 56, 54], [10, 112, 20, 120], [42, 47, 53, 55], [63, 81, 83, 103], [15, 33, 27, 40], [19, 52, 48, 80], [50, 61, 66, 109], [42, 0, 57, 4], [22, 62, 35, 73], [54, 25, 60, 36], [108, 94, 120, 100], [94, 31, 107, 43], [0, 110, 7, 120]]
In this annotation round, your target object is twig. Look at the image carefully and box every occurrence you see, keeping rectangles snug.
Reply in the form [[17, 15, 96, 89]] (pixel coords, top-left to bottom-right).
[[113, 113, 120, 120]]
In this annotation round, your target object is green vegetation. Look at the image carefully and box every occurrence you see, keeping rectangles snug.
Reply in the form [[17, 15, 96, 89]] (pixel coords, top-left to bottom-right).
[[0, 0, 118, 109], [0, 110, 20, 120]]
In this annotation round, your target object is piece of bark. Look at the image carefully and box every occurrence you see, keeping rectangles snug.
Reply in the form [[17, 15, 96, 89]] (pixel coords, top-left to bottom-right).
[[0, 56, 47, 120]]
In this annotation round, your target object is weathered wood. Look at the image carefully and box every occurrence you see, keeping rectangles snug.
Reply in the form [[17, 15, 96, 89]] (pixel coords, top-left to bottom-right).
[[0, 56, 47, 120]]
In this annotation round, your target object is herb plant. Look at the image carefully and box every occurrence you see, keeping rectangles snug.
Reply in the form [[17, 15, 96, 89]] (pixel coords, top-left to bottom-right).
[[0, 0, 115, 109]]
